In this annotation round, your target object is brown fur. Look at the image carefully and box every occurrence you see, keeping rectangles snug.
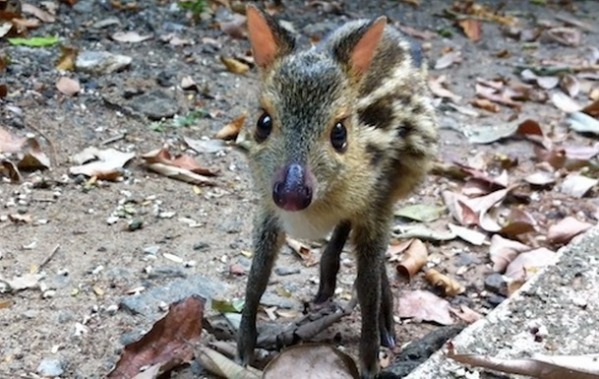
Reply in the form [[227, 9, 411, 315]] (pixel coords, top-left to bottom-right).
[[237, 6, 438, 378]]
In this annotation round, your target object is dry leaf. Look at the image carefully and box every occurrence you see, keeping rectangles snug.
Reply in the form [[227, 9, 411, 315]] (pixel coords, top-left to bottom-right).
[[428, 75, 462, 103], [220, 56, 249, 74], [447, 224, 486, 246], [544, 26, 582, 46], [0, 126, 26, 153], [547, 217, 593, 245], [525, 171, 556, 186], [449, 305, 483, 324], [56, 76, 80, 96], [396, 239, 427, 279], [215, 114, 246, 140], [434, 51, 461, 70], [69, 147, 135, 180], [560, 74, 580, 98], [458, 19, 481, 42], [219, 14, 246, 39], [112, 31, 153, 43], [471, 98, 500, 113], [196, 346, 260, 379], [424, 269, 464, 297], [56, 45, 78, 71], [263, 344, 359, 379], [398, 290, 454, 325], [442, 191, 479, 226], [0, 273, 43, 292], [489, 234, 530, 273], [500, 208, 537, 237], [582, 98, 599, 118], [21, 3, 54, 22], [551, 92, 581, 113], [505, 248, 556, 281], [108, 296, 205, 378], [286, 237, 317, 267], [142, 147, 217, 185], [18, 137, 50, 171], [560, 174, 598, 198], [387, 239, 414, 262]]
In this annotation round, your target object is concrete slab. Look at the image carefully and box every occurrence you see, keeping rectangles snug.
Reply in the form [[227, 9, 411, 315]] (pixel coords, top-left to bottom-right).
[[405, 226, 599, 379]]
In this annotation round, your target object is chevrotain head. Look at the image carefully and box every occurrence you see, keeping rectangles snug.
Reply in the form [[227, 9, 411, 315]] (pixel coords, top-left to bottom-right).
[[245, 5, 386, 212]]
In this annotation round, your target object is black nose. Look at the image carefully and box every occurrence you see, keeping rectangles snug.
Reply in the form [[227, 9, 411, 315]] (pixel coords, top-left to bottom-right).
[[273, 163, 313, 211]]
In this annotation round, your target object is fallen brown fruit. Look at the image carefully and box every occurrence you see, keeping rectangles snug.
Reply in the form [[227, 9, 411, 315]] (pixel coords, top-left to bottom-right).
[[396, 238, 428, 279], [424, 269, 465, 297]]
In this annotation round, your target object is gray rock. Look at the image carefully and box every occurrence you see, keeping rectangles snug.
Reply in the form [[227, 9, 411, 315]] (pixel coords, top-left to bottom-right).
[[120, 274, 228, 316], [57, 310, 75, 324], [130, 90, 179, 120], [147, 266, 186, 279], [193, 241, 210, 251], [484, 273, 508, 296], [143, 245, 160, 255], [37, 358, 64, 377], [274, 266, 300, 276], [260, 293, 299, 309], [76, 51, 132, 74]]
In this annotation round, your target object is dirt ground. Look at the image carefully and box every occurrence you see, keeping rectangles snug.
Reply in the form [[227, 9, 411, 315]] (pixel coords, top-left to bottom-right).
[[1, 0, 598, 378]]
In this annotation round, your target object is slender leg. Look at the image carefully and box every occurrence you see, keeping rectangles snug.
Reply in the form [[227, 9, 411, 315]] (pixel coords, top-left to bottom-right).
[[237, 211, 284, 365], [314, 221, 351, 304], [352, 221, 388, 379], [379, 262, 396, 348]]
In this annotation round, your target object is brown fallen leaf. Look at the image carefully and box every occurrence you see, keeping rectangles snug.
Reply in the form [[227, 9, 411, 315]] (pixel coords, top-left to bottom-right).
[[215, 114, 246, 140], [500, 207, 537, 238], [449, 305, 483, 324], [1, 160, 22, 182], [196, 346, 260, 379], [547, 217, 593, 245], [544, 26, 582, 47], [0, 125, 26, 153], [387, 238, 414, 262], [471, 98, 500, 113], [458, 19, 481, 42], [396, 238, 427, 279], [447, 223, 486, 246], [560, 174, 598, 198], [428, 75, 461, 103], [56, 76, 80, 96], [560, 74, 580, 98], [21, 3, 54, 22], [286, 237, 317, 267], [505, 248, 556, 281], [434, 50, 461, 70], [424, 269, 465, 297], [442, 191, 479, 226], [108, 296, 205, 378], [263, 344, 359, 379], [220, 56, 250, 74], [398, 290, 454, 325], [525, 171, 556, 187], [489, 234, 530, 273], [142, 147, 217, 186], [69, 146, 135, 181], [17, 136, 51, 171], [56, 45, 78, 71], [582, 98, 599, 118]]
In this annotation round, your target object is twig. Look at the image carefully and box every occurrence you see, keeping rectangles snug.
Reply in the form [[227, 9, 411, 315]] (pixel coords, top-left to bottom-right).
[[101, 132, 127, 146], [37, 244, 60, 273], [25, 122, 58, 168]]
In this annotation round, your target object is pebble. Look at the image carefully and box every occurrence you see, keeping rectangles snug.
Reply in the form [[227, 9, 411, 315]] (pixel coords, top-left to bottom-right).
[[143, 245, 160, 255], [130, 90, 179, 120], [37, 358, 64, 377], [484, 273, 508, 296], [76, 51, 132, 74], [274, 266, 300, 276]]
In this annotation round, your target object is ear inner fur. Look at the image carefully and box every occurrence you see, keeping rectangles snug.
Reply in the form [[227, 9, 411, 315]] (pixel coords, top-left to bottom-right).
[[350, 17, 387, 78], [246, 6, 279, 69]]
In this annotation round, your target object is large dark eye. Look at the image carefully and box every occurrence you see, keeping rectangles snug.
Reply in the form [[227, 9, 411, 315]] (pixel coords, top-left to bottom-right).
[[330, 122, 347, 152], [255, 112, 273, 143]]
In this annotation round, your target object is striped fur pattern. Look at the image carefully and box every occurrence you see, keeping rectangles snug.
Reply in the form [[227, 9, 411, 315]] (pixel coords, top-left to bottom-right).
[[237, 8, 438, 379]]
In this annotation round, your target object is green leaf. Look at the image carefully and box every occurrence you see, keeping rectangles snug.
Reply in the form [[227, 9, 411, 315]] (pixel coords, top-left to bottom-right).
[[395, 204, 445, 222], [8, 36, 60, 47], [211, 298, 244, 314]]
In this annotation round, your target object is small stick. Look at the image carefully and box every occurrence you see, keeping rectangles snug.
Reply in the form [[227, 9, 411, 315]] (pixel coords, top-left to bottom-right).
[[101, 133, 127, 146], [38, 244, 60, 273]]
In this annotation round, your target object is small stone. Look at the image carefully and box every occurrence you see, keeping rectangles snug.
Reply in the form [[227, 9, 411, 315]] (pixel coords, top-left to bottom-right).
[[105, 304, 119, 315], [130, 90, 179, 120], [484, 273, 508, 296], [487, 294, 506, 307], [37, 357, 64, 377], [128, 218, 143, 231], [23, 309, 39, 319], [193, 241, 210, 251], [229, 263, 245, 276], [455, 253, 481, 267], [76, 51, 132, 74], [143, 245, 160, 255], [274, 266, 300, 276]]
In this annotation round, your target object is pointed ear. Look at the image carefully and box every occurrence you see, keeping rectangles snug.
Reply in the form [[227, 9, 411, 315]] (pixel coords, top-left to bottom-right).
[[246, 5, 295, 70], [333, 17, 387, 80]]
